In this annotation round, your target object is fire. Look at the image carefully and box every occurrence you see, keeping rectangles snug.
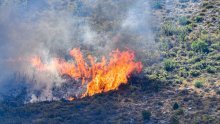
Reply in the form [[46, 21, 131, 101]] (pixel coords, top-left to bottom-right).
[[68, 97, 75, 101], [31, 48, 143, 99], [31, 56, 45, 71]]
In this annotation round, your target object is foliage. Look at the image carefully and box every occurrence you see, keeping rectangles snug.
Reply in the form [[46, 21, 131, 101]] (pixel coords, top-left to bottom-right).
[[190, 70, 201, 77], [175, 109, 184, 115], [162, 23, 177, 36], [178, 68, 188, 78], [151, 1, 163, 9], [142, 110, 151, 120], [206, 66, 216, 73], [211, 42, 220, 51], [216, 90, 220, 95], [173, 102, 179, 110], [162, 23, 190, 37], [179, 0, 190, 3], [179, 16, 191, 25], [164, 59, 176, 71], [170, 115, 179, 124], [160, 40, 173, 51], [191, 39, 209, 53], [194, 80, 204, 88], [195, 16, 203, 23], [189, 56, 202, 63], [192, 61, 207, 70], [185, 24, 193, 32]]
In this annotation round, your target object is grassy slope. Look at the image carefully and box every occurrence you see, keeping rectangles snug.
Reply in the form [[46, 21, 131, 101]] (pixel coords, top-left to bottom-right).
[[1, 0, 220, 123]]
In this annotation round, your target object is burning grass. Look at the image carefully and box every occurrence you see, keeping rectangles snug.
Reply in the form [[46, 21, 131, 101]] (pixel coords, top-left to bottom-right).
[[31, 48, 143, 100]]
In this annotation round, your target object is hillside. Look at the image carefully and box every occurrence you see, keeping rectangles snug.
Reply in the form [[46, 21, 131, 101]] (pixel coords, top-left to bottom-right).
[[0, 0, 219, 124]]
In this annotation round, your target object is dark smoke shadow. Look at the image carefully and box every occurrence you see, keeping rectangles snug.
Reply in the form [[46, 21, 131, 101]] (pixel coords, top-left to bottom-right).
[[0, 73, 169, 123]]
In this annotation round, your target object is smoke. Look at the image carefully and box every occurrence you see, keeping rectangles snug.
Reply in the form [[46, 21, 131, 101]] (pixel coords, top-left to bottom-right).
[[0, 0, 157, 102]]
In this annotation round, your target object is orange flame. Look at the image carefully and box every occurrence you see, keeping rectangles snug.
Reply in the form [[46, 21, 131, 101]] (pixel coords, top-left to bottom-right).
[[31, 48, 143, 99], [67, 97, 75, 101], [31, 56, 45, 71]]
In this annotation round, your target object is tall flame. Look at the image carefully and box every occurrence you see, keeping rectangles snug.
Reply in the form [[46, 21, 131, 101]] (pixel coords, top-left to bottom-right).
[[31, 48, 143, 99]]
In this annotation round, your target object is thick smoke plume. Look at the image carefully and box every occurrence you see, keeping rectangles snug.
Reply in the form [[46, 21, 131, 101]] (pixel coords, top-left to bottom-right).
[[0, 0, 157, 102]]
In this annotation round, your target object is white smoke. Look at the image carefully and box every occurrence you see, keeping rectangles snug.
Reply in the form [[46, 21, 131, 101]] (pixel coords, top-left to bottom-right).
[[0, 0, 157, 102]]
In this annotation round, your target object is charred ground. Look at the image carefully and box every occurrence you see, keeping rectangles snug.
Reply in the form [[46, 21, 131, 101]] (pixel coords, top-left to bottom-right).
[[1, 75, 219, 123], [0, 0, 220, 123]]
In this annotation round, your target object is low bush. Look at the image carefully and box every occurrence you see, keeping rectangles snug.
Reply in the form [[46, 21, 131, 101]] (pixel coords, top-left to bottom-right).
[[216, 90, 220, 95], [191, 39, 209, 53], [185, 24, 193, 32], [162, 23, 177, 36], [175, 109, 184, 115], [142, 110, 151, 120], [164, 59, 176, 71], [195, 16, 203, 23], [211, 42, 220, 51], [189, 56, 202, 63], [151, 1, 163, 9], [192, 61, 207, 70], [159, 40, 173, 51], [173, 102, 179, 110], [190, 70, 201, 77], [170, 115, 179, 124], [201, 115, 215, 123], [179, 16, 191, 25], [188, 51, 194, 57], [206, 66, 216, 73], [179, 0, 190, 3], [194, 80, 204, 88], [179, 69, 188, 78]]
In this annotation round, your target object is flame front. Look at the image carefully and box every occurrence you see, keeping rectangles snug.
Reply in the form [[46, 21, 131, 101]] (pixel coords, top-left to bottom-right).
[[31, 48, 143, 99]]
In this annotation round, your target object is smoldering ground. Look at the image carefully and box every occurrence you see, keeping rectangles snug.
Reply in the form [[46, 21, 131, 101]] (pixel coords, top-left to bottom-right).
[[0, 0, 158, 102]]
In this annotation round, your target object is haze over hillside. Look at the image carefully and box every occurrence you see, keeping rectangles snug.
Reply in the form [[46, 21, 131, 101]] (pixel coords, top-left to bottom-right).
[[0, 0, 219, 123]]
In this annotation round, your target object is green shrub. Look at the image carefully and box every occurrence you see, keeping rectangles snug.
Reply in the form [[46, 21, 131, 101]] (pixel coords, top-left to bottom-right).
[[192, 0, 200, 3], [189, 56, 202, 63], [205, 5, 214, 9], [151, 1, 163, 9], [206, 66, 216, 73], [179, 69, 188, 78], [201, 115, 215, 123], [162, 23, 177, 36], [162, 22, 188, 36], [191, 39, 209, 53], [190, 70, 201, 77], [194, 80, 204, 88], [185, 24, 193, 32], [175, 109, 184, 115], [192, 61, 207, 70], [174, 79, 183, 84], [170, 115, 179, 124], [177, 26, 188, 35], [213, 54, 220, 60], [164, 59, 176, 71], [169, 51, 177, 57], [216, 90, 220, 95], [142, 110, 151, 120], [173, 102, 179, 110], [179, 0, 190, 3], [177, 27, 188, 42], [160, 40, 172, 51], [211, 42, 220, 50], [179, 16, 191, 25], [195, 16, 203, 23], [188, 51, 194, 57]]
